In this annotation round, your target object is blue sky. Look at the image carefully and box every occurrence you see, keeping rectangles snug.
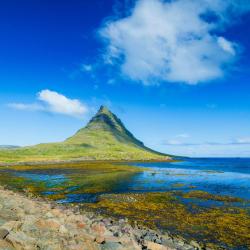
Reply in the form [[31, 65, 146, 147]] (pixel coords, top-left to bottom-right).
[[1, 0, 250, 157]]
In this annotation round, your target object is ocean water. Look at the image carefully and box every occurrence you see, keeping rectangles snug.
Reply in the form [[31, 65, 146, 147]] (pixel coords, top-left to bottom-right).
[[129, 158, 250, 200], [2, 158, 250, 204]]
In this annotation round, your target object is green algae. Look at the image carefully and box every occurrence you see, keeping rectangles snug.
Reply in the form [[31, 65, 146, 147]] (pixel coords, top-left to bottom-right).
[[86, 192, 250, 249], [171, 183, 185, 188], [0, 162, 142, 200], [180, 190, 244, 203]]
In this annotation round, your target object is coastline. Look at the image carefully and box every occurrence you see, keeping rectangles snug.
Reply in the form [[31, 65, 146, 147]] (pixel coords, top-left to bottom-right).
[[0, 186, 197, 250], [0, 158, 175, 167]]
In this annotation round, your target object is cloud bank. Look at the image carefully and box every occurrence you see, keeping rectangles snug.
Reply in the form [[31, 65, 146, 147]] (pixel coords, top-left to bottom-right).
[[100, 0, 250, 85], [8, 90, 88, 118]]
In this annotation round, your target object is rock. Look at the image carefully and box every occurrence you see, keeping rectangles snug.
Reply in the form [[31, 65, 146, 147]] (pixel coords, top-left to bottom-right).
[[101, 241, 122, 250], [0, 218, 6, 226], [51, 208, 62, 217], [91, 222, 106, 236], [0, 239, 14, 249], [0, 228, 9, 239], [36, 218, 61, 231], [59, 225, 68, 234], [95, 235, 105, 244], [190, 240, 202, 250], [45, 212, 54, 218], [77, 222, 86, 229], [1, 221, 21, 232], [6, 231, 36, 249], [145, 241, 175, 250]]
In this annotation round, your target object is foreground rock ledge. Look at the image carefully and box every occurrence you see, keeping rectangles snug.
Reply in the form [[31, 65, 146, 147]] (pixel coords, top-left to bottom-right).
[[0, 187, 197, 250]]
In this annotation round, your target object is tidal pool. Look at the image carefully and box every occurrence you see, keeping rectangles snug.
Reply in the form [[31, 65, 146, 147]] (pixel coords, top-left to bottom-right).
[[0, 159, 249, 249]]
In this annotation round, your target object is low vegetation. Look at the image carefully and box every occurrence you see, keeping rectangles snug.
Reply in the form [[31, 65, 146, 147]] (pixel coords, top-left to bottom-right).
[[86, 192, 250, 249]]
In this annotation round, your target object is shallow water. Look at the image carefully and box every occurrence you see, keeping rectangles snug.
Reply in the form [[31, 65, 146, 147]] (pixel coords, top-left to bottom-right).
[[1, 158, 250, 205], [129, 158, 250, 201]]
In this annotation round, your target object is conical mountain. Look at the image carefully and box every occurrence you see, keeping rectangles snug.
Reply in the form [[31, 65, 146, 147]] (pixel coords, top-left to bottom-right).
[[64, 106, 169, 160], [0, 106, 171, 162], [66, 105, 144, 147]]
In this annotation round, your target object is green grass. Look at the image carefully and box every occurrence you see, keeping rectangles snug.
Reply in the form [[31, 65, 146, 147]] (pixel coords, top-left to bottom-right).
[[0, 106, 171, 163]]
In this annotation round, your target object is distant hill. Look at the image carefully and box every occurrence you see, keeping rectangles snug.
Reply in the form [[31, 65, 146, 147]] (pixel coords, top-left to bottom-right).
[[0, 145, 20, 149], [0, 106, 171, 163]]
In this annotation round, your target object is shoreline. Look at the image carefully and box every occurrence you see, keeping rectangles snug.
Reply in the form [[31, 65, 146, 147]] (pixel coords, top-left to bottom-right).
[[0, 186, 198, 250], [0, 158, 176, 167]]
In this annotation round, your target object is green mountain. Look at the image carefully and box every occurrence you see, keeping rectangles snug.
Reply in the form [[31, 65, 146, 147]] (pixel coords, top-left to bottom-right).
[[0, 106, 170, 163]]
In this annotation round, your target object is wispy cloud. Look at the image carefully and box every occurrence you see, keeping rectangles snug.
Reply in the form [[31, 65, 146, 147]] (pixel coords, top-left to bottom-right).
[[163, 137, 250, 146], [7, 103, 44, 111], [8, 90, 88, 118], [99, 0, 250, 85], [81, 64, 93, 72], [232, 137, 250, 145]]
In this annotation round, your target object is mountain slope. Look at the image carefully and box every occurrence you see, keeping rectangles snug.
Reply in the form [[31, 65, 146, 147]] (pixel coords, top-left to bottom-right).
[[66, 106, 146, 147], [0, 106, 171, 163]]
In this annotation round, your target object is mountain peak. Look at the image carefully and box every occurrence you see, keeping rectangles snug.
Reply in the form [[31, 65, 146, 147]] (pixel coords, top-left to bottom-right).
[[95, 105, 113, 118], [86, 106, 125, 132], [98, 105, 110, 113]]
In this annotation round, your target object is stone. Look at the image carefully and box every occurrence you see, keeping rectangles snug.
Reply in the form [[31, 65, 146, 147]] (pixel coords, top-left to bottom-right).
[[91, 222, 106, 236], [190, 240, 202, 250], [95, 236, 105, 244], [145, 241, 175, 250], [77, 222, 86, 229], [0, 228, 9, 239], [101, 241, 123, 250], [46, 219, 61, 230], [59, 225, 68, 234], [45, 212, 54, 218], [6, 231, 36, 249], [0, 239, 14, 249], [51, 208, 62, 217], [1, 221, 21, 232]]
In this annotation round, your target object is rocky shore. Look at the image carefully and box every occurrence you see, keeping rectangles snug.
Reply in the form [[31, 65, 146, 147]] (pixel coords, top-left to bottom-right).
[[0, 187, 198, 250]]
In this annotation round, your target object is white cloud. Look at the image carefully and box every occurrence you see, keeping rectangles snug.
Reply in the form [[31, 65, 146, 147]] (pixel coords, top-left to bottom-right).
[[100, 0, 250, 85], [217, 37, 236, 55], [38, 90, 88, 117], [8, 90, 88, 118]]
